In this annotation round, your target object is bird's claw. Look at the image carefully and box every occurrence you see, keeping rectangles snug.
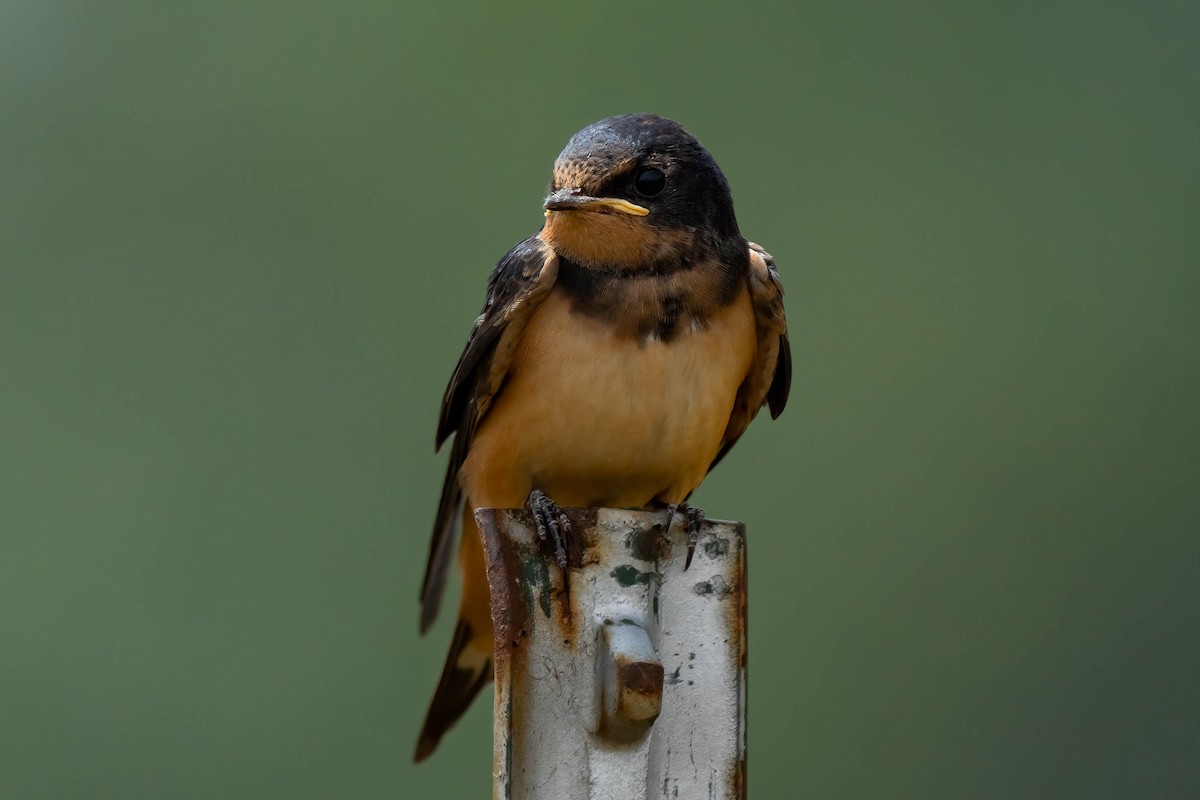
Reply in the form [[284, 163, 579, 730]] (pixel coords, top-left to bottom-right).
[[527, 489, 573, 575], [665, 502, 705, 570]]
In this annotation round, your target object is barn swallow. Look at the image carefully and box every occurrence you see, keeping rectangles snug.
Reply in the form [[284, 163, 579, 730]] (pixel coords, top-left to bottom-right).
[[414, 114, 790, 761]]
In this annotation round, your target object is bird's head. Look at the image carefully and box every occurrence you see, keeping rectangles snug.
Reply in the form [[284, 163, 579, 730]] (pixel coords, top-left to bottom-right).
[[540, 114, 739, 270]]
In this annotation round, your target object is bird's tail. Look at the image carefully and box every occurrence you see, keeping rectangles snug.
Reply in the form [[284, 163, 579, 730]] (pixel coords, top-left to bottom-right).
[[414, 508, 495, 762], [413, 618, 493, 762]]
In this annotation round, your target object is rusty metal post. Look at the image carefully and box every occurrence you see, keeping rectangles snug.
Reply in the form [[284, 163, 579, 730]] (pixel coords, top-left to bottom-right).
[[476, 507, 747, 800]]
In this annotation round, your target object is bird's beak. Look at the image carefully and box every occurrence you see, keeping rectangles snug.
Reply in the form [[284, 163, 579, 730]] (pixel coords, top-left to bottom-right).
[[543, 188, 649, 217]]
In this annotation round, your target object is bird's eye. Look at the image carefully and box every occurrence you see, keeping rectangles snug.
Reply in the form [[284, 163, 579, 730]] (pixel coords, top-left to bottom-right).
[[634, 167, 666, 198]]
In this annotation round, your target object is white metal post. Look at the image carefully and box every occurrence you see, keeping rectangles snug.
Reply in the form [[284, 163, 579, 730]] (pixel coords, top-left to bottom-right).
[[476, 507, 747, 800]]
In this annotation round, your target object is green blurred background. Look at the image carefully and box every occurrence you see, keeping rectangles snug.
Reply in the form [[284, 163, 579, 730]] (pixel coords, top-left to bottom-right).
[[2, 1, 1197, 797]]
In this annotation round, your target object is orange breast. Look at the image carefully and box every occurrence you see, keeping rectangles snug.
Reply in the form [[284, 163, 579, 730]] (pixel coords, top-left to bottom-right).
[[462, 287, 756, 510]]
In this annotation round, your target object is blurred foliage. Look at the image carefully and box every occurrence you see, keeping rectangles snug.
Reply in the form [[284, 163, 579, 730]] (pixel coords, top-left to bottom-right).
[[1, 1, 1197, 797]]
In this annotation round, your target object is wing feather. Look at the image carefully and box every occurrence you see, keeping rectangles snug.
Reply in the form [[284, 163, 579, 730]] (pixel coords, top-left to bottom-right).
[[710, 241, 791, 471], [420, 237, 558, 632]]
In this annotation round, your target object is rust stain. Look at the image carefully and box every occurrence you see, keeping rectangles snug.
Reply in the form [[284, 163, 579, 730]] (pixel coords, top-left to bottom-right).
[[554, 507, 597, 641], [566, 506, 595, 568], [735, 522, 747, 673], [476, 509, 530, 800], [616, 660, 665, 700], [476, 510, 530, 680], [735, 521, 748, 800]]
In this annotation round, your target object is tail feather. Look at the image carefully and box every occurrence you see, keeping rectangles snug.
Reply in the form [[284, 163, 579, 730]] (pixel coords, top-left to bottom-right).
[[420, 431, 470, 634], [414, 619, 493, 762]]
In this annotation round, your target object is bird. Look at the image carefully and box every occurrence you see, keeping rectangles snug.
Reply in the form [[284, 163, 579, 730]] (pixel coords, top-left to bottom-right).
[[414, 114, 790, 762]]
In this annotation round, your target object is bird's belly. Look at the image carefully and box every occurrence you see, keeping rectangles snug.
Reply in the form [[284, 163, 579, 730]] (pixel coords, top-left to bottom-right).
[[466, 290, 756, 508]]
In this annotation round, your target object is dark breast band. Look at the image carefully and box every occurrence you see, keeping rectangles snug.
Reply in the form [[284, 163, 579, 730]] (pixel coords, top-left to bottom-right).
[[555, 246, 748, 343]]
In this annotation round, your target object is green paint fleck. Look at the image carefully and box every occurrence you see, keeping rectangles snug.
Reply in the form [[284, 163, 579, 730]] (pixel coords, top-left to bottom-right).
[[520, 557, 553, 618], [611, 564, 652, 587]]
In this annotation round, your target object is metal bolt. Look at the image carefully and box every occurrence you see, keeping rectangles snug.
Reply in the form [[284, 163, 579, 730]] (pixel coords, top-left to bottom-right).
[[595, 618, 663, 741]]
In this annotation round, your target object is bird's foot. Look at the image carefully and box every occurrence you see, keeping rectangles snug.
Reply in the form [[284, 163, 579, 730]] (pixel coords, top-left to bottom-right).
[[664, 503, 705, 570], [527, 489, 573, 575]]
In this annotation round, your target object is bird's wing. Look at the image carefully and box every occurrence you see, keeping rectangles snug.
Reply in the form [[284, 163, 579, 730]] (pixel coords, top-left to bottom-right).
[[710, 241, 791, 471], [419, 236, 559, 633]]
